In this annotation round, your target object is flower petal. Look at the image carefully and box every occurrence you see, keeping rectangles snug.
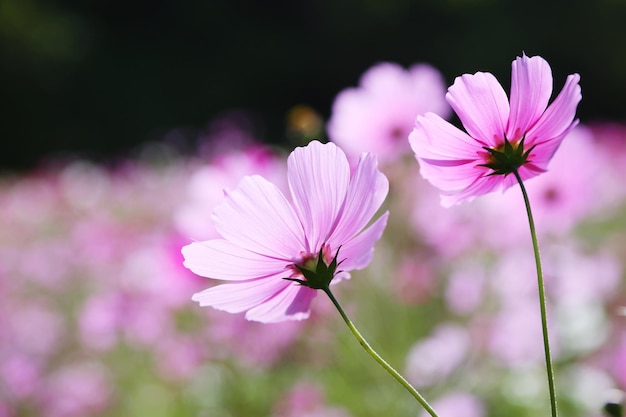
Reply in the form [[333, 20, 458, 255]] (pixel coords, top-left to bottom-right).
[[339, 211, 389, 271], [245, 284, 316, 323], [212, 175, 305, 259], [191, 277, 290, 314], [410, 113, 480, 160], [288, 141, 350, 252], [446, 71, 510, 146], [507, 54, 553, 139], [526, 73, 582, 145], [410, 113, 486, 193], [440, 173, 516, 207], [182, 239, 287, 281], [329, 152, 389, 246]]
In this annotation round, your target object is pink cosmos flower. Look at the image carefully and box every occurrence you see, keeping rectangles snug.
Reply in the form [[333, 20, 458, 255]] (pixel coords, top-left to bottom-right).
[[419, 392, 485, 417], [328, 62, 450, 163], [182, 140, 389, 323], [409, 53, 582, 206]]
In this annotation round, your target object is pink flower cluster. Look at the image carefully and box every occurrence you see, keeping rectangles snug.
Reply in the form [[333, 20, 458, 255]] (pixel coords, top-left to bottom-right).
[[0, 134, 338, 415]]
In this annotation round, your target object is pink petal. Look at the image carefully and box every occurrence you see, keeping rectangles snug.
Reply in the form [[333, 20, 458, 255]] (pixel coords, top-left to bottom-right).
[[440, 174, 514, 207], [245, 284, 316, 323], [507, 54, 553, 139], [182, 239, 287, 281], [446, 71, 510, 146], [339, 211, 389, 271], [516, 162, 547, 182], [191, 277, 290, 314], [410, 113, 485, 192], [420, 161, 487, 197], [288, 141, 350, 252], [524, 134, 571, 171], [329, 152, 389, 246], [212, 175, 305, 259], [526, 73, 582, 145], [410, 113, 480, 160]]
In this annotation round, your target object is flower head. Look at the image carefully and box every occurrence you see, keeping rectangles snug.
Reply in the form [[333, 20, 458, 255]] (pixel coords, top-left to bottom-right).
[[182, 140, 389, 323], [328, 62, 450, 163], [409, 53, 581, 206]]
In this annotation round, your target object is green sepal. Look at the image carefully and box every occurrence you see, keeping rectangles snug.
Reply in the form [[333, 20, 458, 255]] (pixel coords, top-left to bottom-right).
[[283, 246, 343, 290], [479, 136, 535, 176]]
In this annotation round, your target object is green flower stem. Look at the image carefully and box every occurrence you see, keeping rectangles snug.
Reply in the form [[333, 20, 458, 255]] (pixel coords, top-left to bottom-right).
[[513, 169, 558, 417], [322, 287, 439, 417]]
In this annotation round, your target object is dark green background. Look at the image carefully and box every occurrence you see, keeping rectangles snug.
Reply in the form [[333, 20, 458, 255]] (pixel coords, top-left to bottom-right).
[[2, 0, 625, 170]]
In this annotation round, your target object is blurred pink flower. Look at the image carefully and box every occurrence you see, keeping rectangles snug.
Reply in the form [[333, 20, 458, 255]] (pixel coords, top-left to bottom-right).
[[408, 173, 486, 257], [328, 62, 450, 163], [589, 122, 626, 207], [481, 248, 560, 366], [8, 304, 65, 358], [391, 255, 437, 305], [547, 245, 621, 308], [273, 382, 353, 417], [182, 140, 389, 323], [43, 362, 112, 417], [445, 261, 486, 315], [488, 299, 550, 366], [206, 309, 304, 367], [175, 145, 286, 240], [154, 336, 203, 381], [405, 323, 470, 387], [1, 355, 41, 400], [419, 392, 485, 417], [79, 293, 121, 351], [410, 53, 581, 206]]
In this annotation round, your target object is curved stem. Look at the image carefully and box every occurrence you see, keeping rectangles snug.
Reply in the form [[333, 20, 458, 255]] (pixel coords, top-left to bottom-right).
[[513, 169, 558, 417], [322, 287, 439, 417]]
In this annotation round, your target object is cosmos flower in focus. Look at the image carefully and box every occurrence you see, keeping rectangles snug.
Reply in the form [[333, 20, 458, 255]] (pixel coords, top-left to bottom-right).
[[182, 140, 389, 323], [409, 53, 581, 206]]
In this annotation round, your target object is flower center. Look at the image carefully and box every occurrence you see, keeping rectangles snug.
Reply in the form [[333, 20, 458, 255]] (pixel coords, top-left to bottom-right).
[[389, 126, 408, 143], [284, 244, 343, 290], [479, 136, 535, 176], [542, 187, 560, 204]]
